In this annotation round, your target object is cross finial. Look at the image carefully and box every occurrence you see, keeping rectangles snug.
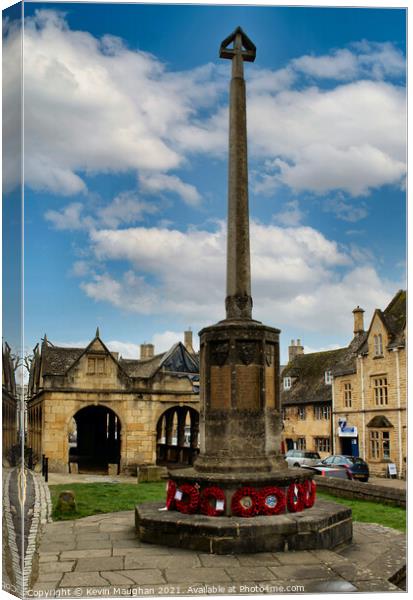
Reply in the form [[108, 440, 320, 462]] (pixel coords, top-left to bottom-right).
[[219, 26, 256, 63]]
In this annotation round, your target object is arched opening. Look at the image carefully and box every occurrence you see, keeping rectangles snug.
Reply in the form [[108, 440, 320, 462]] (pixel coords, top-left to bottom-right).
[[156, 406, 199, 467], [69, 405, 121, 474]]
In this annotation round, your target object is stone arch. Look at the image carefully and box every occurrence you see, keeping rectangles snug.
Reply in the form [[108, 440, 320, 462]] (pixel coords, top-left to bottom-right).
[[156, 405, 199, 466], [69, 404, 122, 474]]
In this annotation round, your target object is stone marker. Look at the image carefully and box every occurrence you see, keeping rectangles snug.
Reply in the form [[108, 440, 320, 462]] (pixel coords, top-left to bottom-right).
[[108, 464, 118, 477], [57, 490, 76, 513], [135, 27, 352, 553]]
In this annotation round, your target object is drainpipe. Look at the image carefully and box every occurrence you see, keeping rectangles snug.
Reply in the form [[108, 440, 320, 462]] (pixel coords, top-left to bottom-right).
[[331, 376, 335, 454], [394, 348, 403, 478], [359, 355, 366, 460]]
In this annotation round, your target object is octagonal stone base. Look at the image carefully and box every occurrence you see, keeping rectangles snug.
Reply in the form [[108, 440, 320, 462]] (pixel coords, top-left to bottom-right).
[[135, 499, 352, 555]]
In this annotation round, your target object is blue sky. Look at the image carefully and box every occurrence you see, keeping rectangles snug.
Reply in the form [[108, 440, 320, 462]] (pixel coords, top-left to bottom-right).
[[3, 1, 407, 362]]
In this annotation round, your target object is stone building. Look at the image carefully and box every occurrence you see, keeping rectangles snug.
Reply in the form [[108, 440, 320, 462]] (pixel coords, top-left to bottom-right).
[[2, 342, 19, 459], [281, 340, 347, 459], [27, 329, 200, 474], [332, 290, 406, 478]]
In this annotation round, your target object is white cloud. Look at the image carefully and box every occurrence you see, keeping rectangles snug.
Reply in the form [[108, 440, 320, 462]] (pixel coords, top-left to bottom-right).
[[77, 221, 398, 336], [323, 198, 368, 222], [273, 200, 305, 227], [139, 173, 201, 206], [2, 10, 405, 200], [105, 340, 140, 359], [45, 202, 95, 230], [248, 81, 405, 196], [17, 10, 222, 196], [292, 41, 405, 81], [99, 191, 157, 228], [45, 191, 156, 231]]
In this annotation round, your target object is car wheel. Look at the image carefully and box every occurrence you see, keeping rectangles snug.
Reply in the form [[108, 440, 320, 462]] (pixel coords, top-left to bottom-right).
[[361, 477, 369, 483], [294, 463, 300, 468]]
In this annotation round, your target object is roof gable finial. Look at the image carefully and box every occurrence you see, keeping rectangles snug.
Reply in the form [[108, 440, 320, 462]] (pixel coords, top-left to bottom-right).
[[95, 326, 100, 338]]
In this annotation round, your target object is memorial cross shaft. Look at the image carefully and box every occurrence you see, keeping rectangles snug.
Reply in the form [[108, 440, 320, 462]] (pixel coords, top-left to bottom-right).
[[221, 27, 256, 321]]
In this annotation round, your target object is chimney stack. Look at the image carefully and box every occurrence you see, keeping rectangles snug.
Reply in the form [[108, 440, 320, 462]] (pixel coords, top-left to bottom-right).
[[288, 339, 304, 363], [140, 343, 154, 359], [352, 306, 365, 335], [184, 329, 194, 354]]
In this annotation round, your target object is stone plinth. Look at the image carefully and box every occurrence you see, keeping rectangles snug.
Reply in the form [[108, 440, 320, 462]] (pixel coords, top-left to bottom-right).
[[196, 320, 282, 474], [135, 499, 352, 554]]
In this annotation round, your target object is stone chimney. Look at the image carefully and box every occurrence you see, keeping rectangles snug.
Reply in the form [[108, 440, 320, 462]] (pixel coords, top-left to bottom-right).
[[352, 306, 365, 335], [288, 339, 304, 363], [140, 343, 154, 359], [184, 329, 194, 354]]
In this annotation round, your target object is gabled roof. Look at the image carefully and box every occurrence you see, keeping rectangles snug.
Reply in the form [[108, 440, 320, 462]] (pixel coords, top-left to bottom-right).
[[281, 347, 347, 406], [332, 332, 368, 377], [38, 336, 199, 380], [41, 345, 84, 376], [358, 289, 406, 354], [119, 342, 199, 379]]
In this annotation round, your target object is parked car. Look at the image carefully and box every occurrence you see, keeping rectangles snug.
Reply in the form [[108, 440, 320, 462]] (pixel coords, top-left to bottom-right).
[[302, 464, 352, 480], [285, 450, 321, 468], [312, 455, 370, 482]]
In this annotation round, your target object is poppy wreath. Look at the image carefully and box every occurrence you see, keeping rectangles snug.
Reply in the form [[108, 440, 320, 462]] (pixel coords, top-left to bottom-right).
[[287, 482, 305, 513], [165, 480, 176, 511], [302, 479, 317, 509], [175, 483, 200, 514], [231, 486, 260, 518], [259, 486, 286, 516], [200, 486, 226, 516]]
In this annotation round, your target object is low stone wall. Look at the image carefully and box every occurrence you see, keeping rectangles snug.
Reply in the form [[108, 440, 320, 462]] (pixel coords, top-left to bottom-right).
[[315, 475, 406, 508]]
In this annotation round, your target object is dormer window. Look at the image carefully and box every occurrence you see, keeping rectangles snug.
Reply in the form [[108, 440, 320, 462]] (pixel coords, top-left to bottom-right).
[[283, 377, 292, 390], [87, 356, 106, 375], [325, 371, 333, 385], [374, 334, 383, 357]]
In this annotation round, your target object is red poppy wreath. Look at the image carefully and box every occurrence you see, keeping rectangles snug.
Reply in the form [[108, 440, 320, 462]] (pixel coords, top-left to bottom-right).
[[302, 479, 316, 509], [200, 486, 226, 516], [287, 482, 304, 513], [231, 486, 260, 517], [259, 486, 286, 515], [175, 483, 200, 514]]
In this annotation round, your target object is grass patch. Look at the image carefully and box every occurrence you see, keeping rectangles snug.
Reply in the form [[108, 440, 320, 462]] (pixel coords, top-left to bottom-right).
[[317, 491, 406, 532], [50, 482, 165, 520], [50, 483, 406, 533]]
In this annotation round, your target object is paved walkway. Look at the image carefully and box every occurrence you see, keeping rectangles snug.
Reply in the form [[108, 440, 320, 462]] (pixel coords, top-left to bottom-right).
[[30, 511, 405, 596], [368, 477, 406, 490]]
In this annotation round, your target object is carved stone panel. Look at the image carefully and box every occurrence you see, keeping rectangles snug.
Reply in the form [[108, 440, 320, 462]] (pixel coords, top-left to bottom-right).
[[210, 365, 232, 409], [235, 365, 260, 409], [265, 343, 275, 367], [265, 365, 275, 408], [237, 341, 258, 365], [210, 342, 230, 366]]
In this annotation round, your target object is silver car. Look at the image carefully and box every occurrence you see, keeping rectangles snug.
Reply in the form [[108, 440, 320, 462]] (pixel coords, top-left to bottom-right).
[[285, 450, 321, 468]]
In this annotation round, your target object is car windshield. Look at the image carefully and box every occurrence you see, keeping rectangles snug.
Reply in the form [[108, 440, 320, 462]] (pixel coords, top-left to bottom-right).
[[345, 456, 364, 464], [305, 453, 320, 459]]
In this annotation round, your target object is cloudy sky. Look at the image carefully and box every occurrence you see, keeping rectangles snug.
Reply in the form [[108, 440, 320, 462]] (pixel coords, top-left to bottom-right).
[[3, 1, 406, 362]]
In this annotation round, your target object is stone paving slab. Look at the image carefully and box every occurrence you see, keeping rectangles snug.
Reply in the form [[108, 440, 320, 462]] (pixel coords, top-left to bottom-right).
[[29, 510, 405, 596]]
